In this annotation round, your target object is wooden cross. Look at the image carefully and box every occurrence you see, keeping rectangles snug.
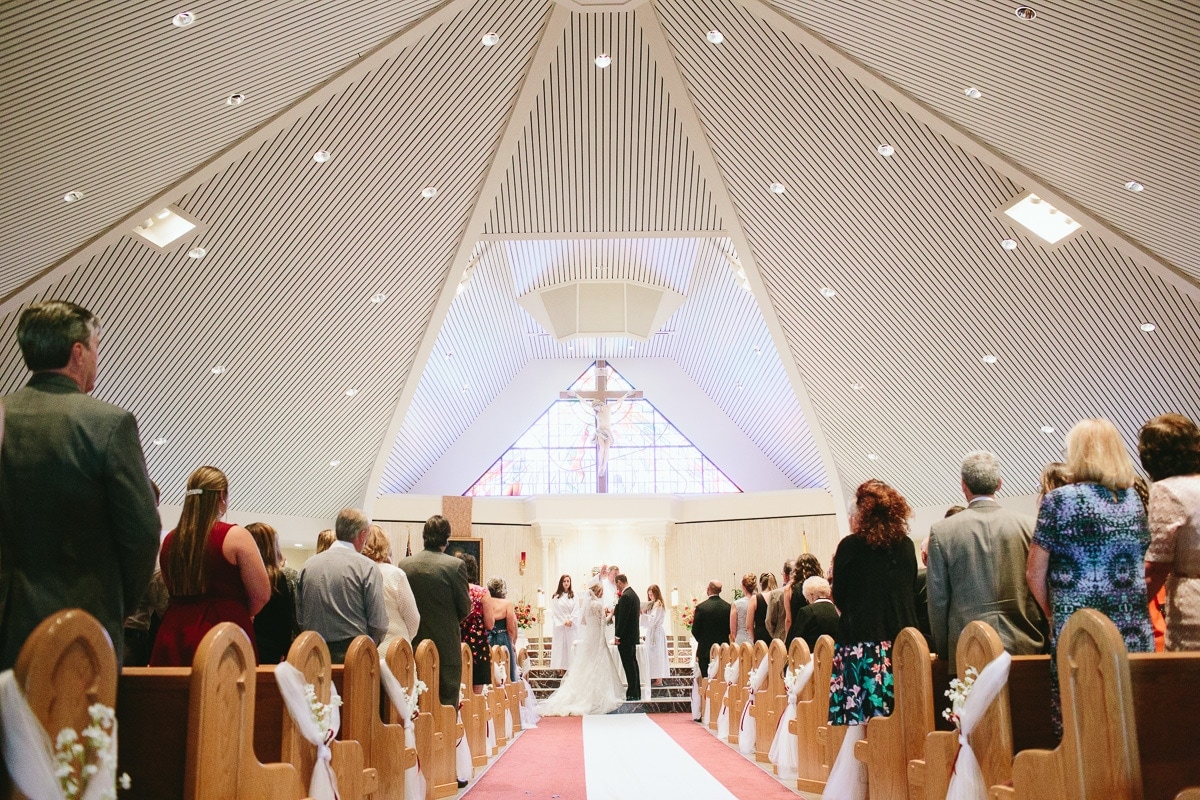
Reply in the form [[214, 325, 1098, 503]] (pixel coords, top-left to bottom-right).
[[559, 360, 642, 492]]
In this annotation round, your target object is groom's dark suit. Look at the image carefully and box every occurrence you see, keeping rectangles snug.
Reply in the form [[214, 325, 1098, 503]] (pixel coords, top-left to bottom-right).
[[613, 584, 642, 700]]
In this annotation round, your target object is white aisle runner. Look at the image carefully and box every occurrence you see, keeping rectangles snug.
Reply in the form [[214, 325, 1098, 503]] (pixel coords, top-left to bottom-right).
[[582, 715, 739, 800]]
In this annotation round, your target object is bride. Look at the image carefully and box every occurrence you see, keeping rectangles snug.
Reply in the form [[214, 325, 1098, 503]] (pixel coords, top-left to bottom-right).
[[538, 577, 625, 716]]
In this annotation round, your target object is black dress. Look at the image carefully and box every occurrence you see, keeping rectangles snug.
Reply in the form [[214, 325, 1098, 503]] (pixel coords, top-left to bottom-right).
[[785, 584, 809, 644], [253, 571, 296, 663], [752, 590, 771, 643]]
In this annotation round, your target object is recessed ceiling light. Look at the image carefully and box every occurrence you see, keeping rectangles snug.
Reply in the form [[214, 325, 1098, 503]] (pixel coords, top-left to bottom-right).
[[819, 287, 837, 299], [151, 437, 168, 446], [850, 382, 863, 391], [1015, 6, 1036, 20], [133, 205, 201, 250], [567, 345, 575, 351], [1000, 238, 1019, 250], [1000, 193, 1081, 246], [294, 543, 305, 548], [706, 30, 724, 44], [210, 365, 227, 375], [344, 388, 358, 397], [1140, 322, 1156, 332], [313, 150, 332, 163], [225, 93, 245, 106], [877, 144, 895, 157], [329, 460, 341, 467], [628, 344, 635, 351], [867, 453, 879, 461], [369, 292, 387, 304], [188, 246, 206, 259], [594, 53, 612, 68], [1040, 425, 1055, 434], [421, 186, 438, 199], [481, 32, 500, 47], [62, 191, 84, 203], [752, 345, 762, 356], [981, 354, 999, 364], [1124, 180, 1144, 193], [735, 382, 744, 391], [461, 384, 470, 393], [768, 182, 786, 194], [444, 351, 453, 359], [172, 11, 195, 27], [964, 87, 982, 99]]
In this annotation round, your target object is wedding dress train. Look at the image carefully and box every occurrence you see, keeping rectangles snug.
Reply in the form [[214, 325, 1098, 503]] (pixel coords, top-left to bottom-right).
[[538, 593, 624, 716]]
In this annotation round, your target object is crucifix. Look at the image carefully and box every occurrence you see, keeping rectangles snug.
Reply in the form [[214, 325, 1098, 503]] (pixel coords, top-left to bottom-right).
[[560, 360, 642, 492]]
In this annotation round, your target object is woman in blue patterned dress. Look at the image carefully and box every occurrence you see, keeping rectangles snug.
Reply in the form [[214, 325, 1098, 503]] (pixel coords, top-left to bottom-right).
[[1027, 418, 1154, 736]]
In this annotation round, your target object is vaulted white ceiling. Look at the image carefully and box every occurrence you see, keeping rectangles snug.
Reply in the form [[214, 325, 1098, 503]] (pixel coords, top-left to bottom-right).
[[2, 0, 1198, 518]]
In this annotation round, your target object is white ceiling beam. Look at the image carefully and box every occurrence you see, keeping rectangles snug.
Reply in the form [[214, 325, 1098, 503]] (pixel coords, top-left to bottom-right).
[[0, 0, 474, 313], [478, 229, 729, 241], [637, 3, 850, 529], [732, 0, 1200, 301], [362, 3, 576, 513]]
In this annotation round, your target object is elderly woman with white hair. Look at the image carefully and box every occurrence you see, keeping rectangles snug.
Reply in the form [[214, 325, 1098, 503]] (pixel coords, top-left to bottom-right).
[[790, 576, 840, 651]]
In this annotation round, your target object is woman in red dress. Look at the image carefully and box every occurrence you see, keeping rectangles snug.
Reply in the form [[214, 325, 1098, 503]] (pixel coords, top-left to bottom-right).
[[150, 466, 271, 665]]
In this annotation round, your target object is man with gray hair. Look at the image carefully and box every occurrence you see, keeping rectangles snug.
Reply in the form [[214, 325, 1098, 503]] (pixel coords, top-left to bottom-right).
[[298, 507, 387, 663], [927, 451, 1048, 671]]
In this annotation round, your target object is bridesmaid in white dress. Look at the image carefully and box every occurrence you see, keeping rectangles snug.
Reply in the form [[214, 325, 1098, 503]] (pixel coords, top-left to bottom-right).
[[549, 574, 579, 675], [643, 584, 670, 688]]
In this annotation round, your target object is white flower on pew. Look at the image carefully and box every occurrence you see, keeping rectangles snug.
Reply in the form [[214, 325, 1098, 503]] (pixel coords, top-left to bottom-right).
[[52, 703, 131, 800], [782, 666, 803, 698], [405, 679, 427, 722], [723, 661, 739, 683], [942, 666, 979, 730], [304, 682, 343, 737]]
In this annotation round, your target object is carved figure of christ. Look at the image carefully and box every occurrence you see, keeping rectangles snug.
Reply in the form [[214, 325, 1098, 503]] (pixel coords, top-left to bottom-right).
[[559, 360, 642, 491]]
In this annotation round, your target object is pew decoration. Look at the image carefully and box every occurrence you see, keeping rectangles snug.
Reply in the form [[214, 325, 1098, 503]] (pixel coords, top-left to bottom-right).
[[717, 659, 739, 739], [769, 659, 814, 779], [492, 663, 514, 739], [514, 652, 539, 729], [944, 653, 1011, 800], [738, 653, 770, 755], [378, 654, 427, 800], [823, 723, 867, 800], [275, 661, 342, 800], [455, 707, 473, 784]]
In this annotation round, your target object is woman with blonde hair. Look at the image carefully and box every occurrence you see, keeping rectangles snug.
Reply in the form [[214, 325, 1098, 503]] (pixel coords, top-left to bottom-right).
[[642, 584, 669, 687], [245, 521, 296, 663], [361, 525, 420, 656], [1027, 419, 1153, 734], [730, 572, 757, 644], [151, 466, 270, 665]]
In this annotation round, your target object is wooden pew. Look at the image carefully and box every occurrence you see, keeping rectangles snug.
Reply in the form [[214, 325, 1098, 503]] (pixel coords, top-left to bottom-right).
[[752, 639, 785, 763], [461, 643, 487, 768], [725, 642, 751, 744], [794, 634, 839, 793], [707, 643, 730, 731], [779, 638, 812, 776], [4, 609, 118, 800], [414, 640, 459, 799], [492, 645, 522, 734], [909, 621, 1012, 800], [485, 647, 507, 751], [342, 636, 415, 800], [383, 639, 436, 800], [854, 627, 936, 800]]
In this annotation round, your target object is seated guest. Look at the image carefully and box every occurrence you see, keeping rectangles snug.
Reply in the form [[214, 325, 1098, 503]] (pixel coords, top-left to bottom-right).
[[1140, 413, 1200, 651], [361, 525, 420, 656], [792, 576, 839, 651], [246, 521, 297, 663], [748, 572, 776, 645], [152, 466, 271, 666], [784, 553, 824, 644], [486, 577, 518, 681], [731, 573, 756, 644]]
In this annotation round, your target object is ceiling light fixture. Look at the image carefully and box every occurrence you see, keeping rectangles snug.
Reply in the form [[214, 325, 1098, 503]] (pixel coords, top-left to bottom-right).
[[461, 384, 470, 393], [187, 246, 206, 259], [706, 30, 724, 44], [225, 93, 245, 106], [768, 182, 786, 194], [210, 365, 227, 375], [329, 460, 341, 467], [62, 191, 83, 203], [1000, 238, 1019, 250], [819, 287, 837, 299], [421, 186, 438, 199], [133, 205, 202, 251], [313, 150, 331, 163], [594, 53, 612, 68], [981, 354, 999, 364], [1140, 322, 1156, 332], [481, 32, 499, 47], [1000, 193, 1082, 246], [369, 292, 387, 304], [1040, 425, 1055, 434], [1015, 6, 1036, 20], [877, 144, 895, 157], [752, 345, 762, 356], [294, 543, 305, 548], [867, 453, 879, 461], [1124, 180, 1144, 193], [151, 437, 168, 446], [172, 11, 195, 27], [344, 388, 358, 397], [964, 87, 982, 99], [850, 382, 863, 391]]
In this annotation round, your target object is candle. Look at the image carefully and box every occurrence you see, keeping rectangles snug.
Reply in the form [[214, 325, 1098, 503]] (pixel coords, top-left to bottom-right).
[[670, 587, 679, 607], [536, 588, 546, 609]]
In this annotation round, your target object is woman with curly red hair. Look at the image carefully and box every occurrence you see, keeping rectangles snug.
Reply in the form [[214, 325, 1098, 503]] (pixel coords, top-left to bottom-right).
[[824, 480, 921, 796]]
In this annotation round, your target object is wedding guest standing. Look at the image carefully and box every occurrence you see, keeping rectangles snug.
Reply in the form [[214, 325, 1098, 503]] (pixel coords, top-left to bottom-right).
[[731, 573, 756, 645], [748, 572, 776, 645], [457, 553, 495, 694], [643, 584, 669, 687], [245, 522, 296, 663], [361, 525, 420, 656], [784, 554, 824, 645], [549, 574, 579, 675], [692, 580, 731, 677], [486, 577, 518, 681]]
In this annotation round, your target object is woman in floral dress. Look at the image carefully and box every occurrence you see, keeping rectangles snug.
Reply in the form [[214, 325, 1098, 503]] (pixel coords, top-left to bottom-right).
[[456, 553, 495, 694]]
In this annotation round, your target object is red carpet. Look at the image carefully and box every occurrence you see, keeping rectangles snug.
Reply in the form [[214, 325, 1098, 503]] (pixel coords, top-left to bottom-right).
[[463, 716, 587, 800], [648, 714, 802, 799]]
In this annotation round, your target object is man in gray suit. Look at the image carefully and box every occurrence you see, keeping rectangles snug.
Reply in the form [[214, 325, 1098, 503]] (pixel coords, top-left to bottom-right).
[[0, 301, 161, 668], [397, 514, 471, 707], [927, 451, 1049, 671]]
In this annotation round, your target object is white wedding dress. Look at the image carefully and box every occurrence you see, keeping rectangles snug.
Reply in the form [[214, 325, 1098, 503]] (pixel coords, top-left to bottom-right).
[[538, 593, 624, 716]]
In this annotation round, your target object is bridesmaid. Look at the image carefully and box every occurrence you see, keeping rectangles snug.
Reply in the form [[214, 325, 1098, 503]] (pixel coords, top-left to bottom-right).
[[549, 574, 579, 676]]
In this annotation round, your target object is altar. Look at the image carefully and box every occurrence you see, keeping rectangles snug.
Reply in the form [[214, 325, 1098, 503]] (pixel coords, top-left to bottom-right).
[[571, 637, 651, 699]]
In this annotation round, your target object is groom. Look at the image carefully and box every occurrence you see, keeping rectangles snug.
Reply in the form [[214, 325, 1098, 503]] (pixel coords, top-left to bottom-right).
[[613, 574, 642, 701]]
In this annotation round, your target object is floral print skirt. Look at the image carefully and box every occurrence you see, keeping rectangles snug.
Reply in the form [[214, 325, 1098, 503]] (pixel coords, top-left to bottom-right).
[[828, 641, 894, 726]]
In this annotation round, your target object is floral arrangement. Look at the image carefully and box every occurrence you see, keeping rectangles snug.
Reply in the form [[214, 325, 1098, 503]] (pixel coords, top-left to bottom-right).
[[514, 600, 537, 630], [942, 666, 979, 730], [677, 597, 699, 630], [305, 682, 343, 739], [782, 666, 803, 697], [54, 703, 131, 800], [405, 678, 427, 721], [732, 587, 745, 600]]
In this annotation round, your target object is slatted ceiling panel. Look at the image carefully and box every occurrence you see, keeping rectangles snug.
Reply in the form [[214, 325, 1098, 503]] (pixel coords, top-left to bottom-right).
[[771, 0, 1200, 280], [484, 8, 723, 235], [0, 0, 450, 298], [504, 238, 698, 295]]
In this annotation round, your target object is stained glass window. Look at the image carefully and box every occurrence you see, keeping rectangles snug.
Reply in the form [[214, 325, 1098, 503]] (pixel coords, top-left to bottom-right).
[[465, 361, 740, 496]]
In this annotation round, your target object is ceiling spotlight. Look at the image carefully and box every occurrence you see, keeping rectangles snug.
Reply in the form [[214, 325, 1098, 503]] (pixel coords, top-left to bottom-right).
[[313, 150, 332, 163], [1140, 322, 1156, 332], [461, 384, 470, 393], [225, 93, 245, 106], [819, 287, 837, 299], [187, 246, 207, 259], [867, 453, 879, 461], [850, 382, 863, 391], [172, 11, 195, 27], [1000, 238, 1019, 250], [1124, 180, 1144, 193], [1040, 425, 1055, 434], [210, 365, 227, 375], [329, 460, 341, 467], [752, 345, 762, 356], [1015, 6, 1036, 20], [421, 186, 438, 199], [706, 30, 724, 44], [62, 190, 84, 203], [768, 182, 786, 194], [344, 388, 358, 397], [964, 87, 982, 99], [981, 354, 999, 364], [481, 32, 500, 46], [151, 437, 168, 446], [877, 144, 895, 157], [594, 53, 612, 68], [369, 292, 387, 304], [567, 344, 575, 351]]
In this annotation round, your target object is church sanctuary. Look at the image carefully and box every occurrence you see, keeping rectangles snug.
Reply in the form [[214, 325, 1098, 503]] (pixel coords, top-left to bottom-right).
[[3, 1, 1200, 799]]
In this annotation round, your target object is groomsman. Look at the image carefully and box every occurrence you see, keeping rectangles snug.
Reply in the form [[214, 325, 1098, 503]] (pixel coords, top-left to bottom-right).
[[692, 580, 732, 678], [613, 574, 641, 701]]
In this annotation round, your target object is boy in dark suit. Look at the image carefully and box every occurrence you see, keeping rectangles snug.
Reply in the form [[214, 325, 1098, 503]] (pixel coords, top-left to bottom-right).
[[613, 574, 641, 700]]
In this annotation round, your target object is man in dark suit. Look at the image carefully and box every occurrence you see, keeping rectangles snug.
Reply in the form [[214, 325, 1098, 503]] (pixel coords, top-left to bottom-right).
[[397, 514, 471, 707], [927, 451, 1049, 672], [613, 574, 641, 700], [0, 301, 161, 669], [691, 580, 732, 677]]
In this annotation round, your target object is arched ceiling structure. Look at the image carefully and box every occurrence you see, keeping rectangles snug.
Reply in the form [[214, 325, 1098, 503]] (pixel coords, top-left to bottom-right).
[[2, 0, 1198, 519]]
